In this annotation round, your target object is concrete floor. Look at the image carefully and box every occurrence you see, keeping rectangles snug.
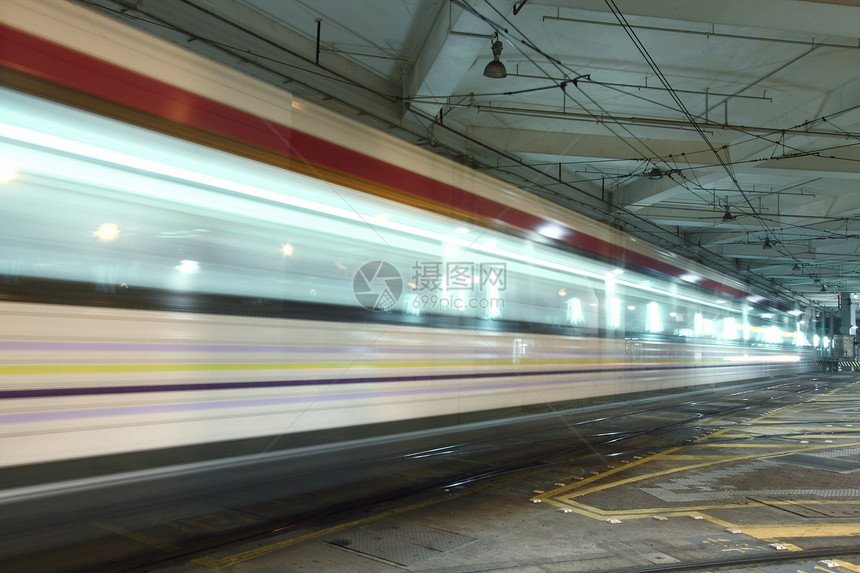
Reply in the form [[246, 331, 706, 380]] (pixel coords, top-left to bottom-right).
[[146, 375, 860, 573]]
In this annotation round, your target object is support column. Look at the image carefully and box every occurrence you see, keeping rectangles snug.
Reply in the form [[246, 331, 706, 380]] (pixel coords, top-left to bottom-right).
[[839, 292, 856, 335]]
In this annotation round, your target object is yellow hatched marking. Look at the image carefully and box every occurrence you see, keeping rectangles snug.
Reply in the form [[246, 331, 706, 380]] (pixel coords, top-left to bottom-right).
[[540, 499, 763, 521], [551, 442, 860, 505], [542, 382, 860, 527], [738, 523, 860, 539], [834, 559, 860, 572]]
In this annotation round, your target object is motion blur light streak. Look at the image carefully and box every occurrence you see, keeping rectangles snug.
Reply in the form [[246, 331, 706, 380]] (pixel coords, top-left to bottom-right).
[[0, 159, 17, 182], [0, 2, 813, 470], [176, 260, 200, 274], [723, 354, 802, 363]]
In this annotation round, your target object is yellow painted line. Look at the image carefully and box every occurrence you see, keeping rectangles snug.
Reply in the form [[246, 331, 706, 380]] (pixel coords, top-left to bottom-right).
[[0, 362, 492, 375], [763, 499, 860, 507], [540, 448, 682, 499], [701, 390, 845, 440], [697, 443, 801, 448], [553, 447, 804, 502], [542, 499, 765, 521], [738, 523, 860, 539], [0, 359, 734, 376], [703, 433, 855, 441], [545, 434, 860, 521], [549, 439, 860, 505], [548, 496, 860, 523], [834, 559, 860, 572], [659, 455, 742, 459]]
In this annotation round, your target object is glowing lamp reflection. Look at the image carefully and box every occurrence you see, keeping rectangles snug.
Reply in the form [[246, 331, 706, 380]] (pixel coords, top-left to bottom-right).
[[176, 260, 199, 274], [94, 223, 120, 241], [0, 159, 17, 183], [723, 354, 801, 363]]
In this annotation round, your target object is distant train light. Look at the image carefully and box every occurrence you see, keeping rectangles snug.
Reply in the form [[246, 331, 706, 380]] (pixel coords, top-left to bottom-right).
[[281, 243, 294, 256]]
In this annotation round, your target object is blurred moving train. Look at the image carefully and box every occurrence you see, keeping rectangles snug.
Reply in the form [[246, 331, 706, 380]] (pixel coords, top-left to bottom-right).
[[0, 0, 810, 469]]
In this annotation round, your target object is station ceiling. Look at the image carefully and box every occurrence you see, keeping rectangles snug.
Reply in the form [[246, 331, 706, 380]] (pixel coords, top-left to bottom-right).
[[80, 0, 860, 311]]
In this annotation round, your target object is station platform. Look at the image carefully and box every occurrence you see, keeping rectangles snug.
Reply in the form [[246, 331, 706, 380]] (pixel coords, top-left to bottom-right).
[[149, 375, 860, 573]]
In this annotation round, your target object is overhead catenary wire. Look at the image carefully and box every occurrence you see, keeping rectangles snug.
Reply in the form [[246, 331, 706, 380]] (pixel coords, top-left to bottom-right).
[[78, 0, 828, 311], [447, 0, 822, 308]]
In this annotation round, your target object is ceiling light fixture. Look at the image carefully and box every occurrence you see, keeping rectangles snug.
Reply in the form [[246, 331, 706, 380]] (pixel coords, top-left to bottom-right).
[[647, 167, 663, 180], [722, 204, 734, 223], [483, 33, 507, 79]]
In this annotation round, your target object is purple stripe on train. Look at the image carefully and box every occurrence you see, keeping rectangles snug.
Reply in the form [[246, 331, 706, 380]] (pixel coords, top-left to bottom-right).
[[0, 365, 746, 425], [0, 362, 761, 401]]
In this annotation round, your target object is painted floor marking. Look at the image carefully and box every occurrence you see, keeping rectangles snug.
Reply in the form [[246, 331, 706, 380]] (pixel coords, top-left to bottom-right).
[[191, 380, 860, 569], [540, 381, 860, 548]]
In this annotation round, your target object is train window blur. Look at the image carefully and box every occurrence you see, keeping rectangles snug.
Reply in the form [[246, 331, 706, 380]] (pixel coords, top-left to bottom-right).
[[0, 86, 806, 347]]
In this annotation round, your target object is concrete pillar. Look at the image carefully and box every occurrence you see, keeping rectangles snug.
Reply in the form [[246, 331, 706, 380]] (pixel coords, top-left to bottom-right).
[[840, 292, 856, 335]]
